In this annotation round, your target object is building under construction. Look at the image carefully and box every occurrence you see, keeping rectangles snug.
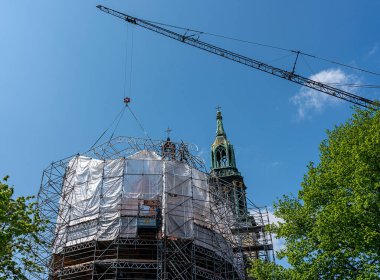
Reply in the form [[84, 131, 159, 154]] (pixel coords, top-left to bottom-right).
[[32, 110, 274, 280]]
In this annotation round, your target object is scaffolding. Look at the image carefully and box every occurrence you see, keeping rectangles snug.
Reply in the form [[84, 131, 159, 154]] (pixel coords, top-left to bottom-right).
[[30, 137, 274, 280]]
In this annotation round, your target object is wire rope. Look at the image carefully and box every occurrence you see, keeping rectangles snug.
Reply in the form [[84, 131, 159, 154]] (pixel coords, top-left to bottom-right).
[[123, 24, 129, 98], [300, 52, 380, 77], [144, 18, 290, 52], [126, 105, 154, 145], [89, 106, 127, 150], [266, 53, 295, 64], [324, 83, 380, 89], [108, 105, 127, 141], [300, 54, 380, 89], [143, 18, 380, 77], [129, 26, 134, 97], [300, 53, 318, 77]]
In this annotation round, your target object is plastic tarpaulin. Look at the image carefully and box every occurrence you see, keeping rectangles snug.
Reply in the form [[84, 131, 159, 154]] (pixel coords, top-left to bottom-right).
[[53, 150, 236, 257], [54, 152, 164, 252]]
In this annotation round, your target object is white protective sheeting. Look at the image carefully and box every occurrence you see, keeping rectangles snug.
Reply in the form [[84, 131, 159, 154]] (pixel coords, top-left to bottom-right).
[[53, 150, 236, 257], [163, 161, 193, 238]]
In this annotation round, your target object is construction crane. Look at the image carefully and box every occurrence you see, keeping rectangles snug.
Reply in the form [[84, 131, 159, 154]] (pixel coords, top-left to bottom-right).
[[97, 5, 379, 110]]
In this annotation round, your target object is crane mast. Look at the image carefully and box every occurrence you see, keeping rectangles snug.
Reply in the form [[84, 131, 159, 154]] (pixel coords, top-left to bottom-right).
[[97, 5, 379, 109]]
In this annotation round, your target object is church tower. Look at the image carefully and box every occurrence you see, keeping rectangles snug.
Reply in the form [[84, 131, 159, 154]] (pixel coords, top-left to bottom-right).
[[211, 108, 248, 217]]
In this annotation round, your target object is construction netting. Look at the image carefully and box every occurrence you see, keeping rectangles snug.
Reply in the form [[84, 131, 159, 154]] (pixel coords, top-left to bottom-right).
[[29, 137, 274, 280], [54, 150, 237, 261]]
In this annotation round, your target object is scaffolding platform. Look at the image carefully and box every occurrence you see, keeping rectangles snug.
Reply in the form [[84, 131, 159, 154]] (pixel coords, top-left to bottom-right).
[[30, 137, 274, 280]]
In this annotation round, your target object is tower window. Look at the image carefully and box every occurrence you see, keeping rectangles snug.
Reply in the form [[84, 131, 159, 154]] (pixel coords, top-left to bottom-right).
[[216, 146, 228, 167]]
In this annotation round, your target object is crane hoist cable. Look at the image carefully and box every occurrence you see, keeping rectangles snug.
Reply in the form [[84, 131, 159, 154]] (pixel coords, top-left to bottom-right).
[[89, 97, 154, 150], [126, 104, 154, 145], [123, 98, 155, 146], [96, 5, 379, 110], [89, 105, 127, 150]]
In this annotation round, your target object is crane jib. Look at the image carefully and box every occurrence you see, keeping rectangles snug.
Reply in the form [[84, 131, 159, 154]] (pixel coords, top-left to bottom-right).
[[96, 5, 379, 110]]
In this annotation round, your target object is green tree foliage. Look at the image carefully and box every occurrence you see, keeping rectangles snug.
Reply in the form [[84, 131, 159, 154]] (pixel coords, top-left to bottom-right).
[[249, 259, 293, 280], [0, 176, 46, 279], [250, 108, 380, 279]]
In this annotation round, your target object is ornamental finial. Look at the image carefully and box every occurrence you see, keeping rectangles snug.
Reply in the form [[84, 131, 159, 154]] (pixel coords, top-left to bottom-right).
[[165, 127, 172, 140], [215, 107, 225, 136]]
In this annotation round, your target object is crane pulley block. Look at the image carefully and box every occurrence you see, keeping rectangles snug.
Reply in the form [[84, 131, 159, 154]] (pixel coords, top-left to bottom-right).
[[124, 97, 131, 105]]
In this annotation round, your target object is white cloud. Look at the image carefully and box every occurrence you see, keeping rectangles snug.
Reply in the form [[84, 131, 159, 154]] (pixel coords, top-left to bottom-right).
[[290, 68, 359, 119], [368, 43, 379, 56], [267, 209, 286, 253], [270, 161, 280, 167]]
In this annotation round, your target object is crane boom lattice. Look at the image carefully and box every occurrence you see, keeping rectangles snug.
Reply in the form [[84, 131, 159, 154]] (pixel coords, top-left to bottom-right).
[[96, 5, 379, 110]]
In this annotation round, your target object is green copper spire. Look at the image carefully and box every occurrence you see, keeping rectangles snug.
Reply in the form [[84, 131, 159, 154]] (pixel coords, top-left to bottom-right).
[[210, 108, 248, 218], [216, 109, 226, 137], [211, 109, 239, 176]]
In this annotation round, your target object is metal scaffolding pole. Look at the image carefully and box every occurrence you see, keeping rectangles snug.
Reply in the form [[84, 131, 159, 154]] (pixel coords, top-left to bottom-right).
[[29, 137, 274, 280]]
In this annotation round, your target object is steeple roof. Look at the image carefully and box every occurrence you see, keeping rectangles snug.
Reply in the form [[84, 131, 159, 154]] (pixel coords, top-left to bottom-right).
[[210, 109, 240, 177], [216, 110, 226, 137]]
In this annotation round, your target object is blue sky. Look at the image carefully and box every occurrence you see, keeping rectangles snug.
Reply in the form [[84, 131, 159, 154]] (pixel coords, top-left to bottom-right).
[[1, 1, 379, 254]]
